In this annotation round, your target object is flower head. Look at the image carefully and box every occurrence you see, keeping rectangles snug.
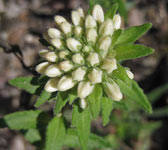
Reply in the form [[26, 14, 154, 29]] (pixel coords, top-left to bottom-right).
[[36, 4, 130, 109]]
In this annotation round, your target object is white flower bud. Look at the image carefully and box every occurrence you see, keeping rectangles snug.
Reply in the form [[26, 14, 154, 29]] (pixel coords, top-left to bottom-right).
[[45, 64, 62, 77], [72, 67, 86, 81], [104, 82, 123, 101], [87, 52, 99, 66], [99, 19, 114, 36], [60, 22, 72, 35], [54, 15, 67, 25], [126, 69, 134, 79], [66, 38, 81, 52], [113, 14, 121, 29], [85, 15, 97, 29], [99, 36, 111, 58], [59, 51, 69, 59], [82, 45, 91, 53], [72, 53, 84, 64], [44, 78, 59, 92], [77, 7, 85, 18], [77, 81, 94, 99], [74, 26, 82, 36], [50, 38, 63, 50], [88, 68, 102, 84], [92, 4, 104, 23], [35, 62, 50, 74], [57, 76, 75, 91], [39, 49, 49, 58], [59, 60, 73, 72], [101, 58, 117, 74], [71, 11, 81, 26], [86, 28, 97, 43], [80, 99, 86, 109], [45, 52, 58, 62], [48, 28, 61, 38]]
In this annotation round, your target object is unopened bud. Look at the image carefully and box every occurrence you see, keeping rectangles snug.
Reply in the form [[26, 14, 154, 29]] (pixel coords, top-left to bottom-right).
[[60, 22, 72, 35], [88, 68, 102, 84], [82, 45, 91, 53], [80, 98, 86, 109], [74, 26, 83, 37], [99, 19, 114, 36], [113, 14, 121, 29], [77, 7, 85, 18], [39, 49, 49, 58], [45, 52, 58, 62], [57, 76, 75, 91], [77, 81, 94, 99], [45, 64, 62, 77], [92, 4, 104, 23], [71, 11, 81, 26], [54, 15, 67, 25], [87, 52, 99, 66], [72, 67, 86, 81], [35, 62, 50, 74], [72, 53, 84, 64], [66, 38, 81, 52], [50, 38, 63, 50], [59, 60, 73, 72], [85, 15, 97, 29], [86, 28, 97, 43], [48, 28, 61, 38], [45, 78, 59, 92], [126, 69, 134, 79], [101, 58, 117, 74], [104, 82, 122, 101], [59, 51, 69, 59], [99, 36, 111, 58]]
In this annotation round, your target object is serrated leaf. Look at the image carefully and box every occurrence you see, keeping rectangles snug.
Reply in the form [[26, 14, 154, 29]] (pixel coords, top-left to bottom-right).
[[35, 90, 57, 108], [46, 116, 66, 150], [116, 23, 152, 45], [24, 129, 41, 143], [115, 44, 154, 62], [9, 76, 47, 95], [0, 110, 42, 129], [72, 104, 92, 150], [87, 84, 102, 119], [116, 79, 152, 113], [101, 97, 114, 126], [105, 3, 118, 19], [54, 92, 69, 115]]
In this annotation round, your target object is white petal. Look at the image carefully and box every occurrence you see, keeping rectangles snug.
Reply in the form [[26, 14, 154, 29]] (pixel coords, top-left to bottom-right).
[[45, 78, 59, 92]]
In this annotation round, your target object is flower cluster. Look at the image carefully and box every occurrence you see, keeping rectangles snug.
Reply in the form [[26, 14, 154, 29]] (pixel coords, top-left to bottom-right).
[[36, 4, 134, 108]]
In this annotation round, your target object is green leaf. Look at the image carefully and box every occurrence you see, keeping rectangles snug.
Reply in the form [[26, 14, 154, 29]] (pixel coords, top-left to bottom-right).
[[115, 79, 152, 113], [35, 90, 56, 107], [148, 84, 168, 104], [46, 116, 66, 150], [112, 64, 131, 85], [68, 86, 78, 105], [116, 23, 152, 45], [101, 97, 114, 126], [54, 92, 69, 115], [115, 44, 154, 62], [87, 84, 102, 119], [105, 3, 118, 19], [72, 104, 92, 150], [9, 76, 47, 95], [149, 106, 168, 117], [24, 129, 41, 143], [0, 110, 42, 129], [111, 29, 123, 48]]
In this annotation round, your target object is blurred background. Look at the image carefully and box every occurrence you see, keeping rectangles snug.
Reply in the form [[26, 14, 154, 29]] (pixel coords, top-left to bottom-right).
[[0, 0, 168, 150]]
